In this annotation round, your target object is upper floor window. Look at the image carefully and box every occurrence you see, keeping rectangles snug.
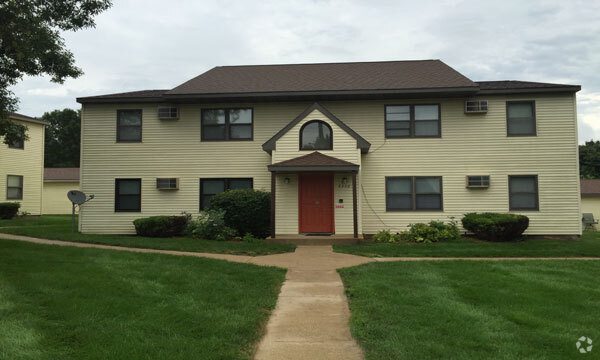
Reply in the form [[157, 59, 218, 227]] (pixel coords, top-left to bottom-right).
[[6, 175, 23, 200], [115, 178, 141, 212], [507, 101, 536, 136], [117, 110, 142, 142], [300, 120, 332, 150], [385, 104, 440, 138], [200, 178, 253, 209], [201, 108, 253, 141], [509, 175, 539, 211], [386, 176, 443, 211], [8, 138, 24, 149]]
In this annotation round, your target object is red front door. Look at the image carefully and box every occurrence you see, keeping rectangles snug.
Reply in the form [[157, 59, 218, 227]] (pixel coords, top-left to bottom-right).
[[299, 173, 334, 234]]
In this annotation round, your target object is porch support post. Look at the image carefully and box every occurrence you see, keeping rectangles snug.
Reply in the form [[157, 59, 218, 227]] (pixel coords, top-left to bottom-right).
[[270, 171, 276, 238], [352, 171, 358, 239]]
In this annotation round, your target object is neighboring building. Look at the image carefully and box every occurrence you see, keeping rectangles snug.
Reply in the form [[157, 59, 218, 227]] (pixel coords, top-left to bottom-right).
[[581, 179, 600, 228], [0, 112, 47, 215], [76, 60, 582, 237], [43, 168, 80, 214]]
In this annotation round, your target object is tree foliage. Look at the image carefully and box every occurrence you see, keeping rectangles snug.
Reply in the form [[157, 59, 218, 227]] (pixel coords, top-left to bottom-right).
[[43, 108, 80, 167], [580, 140, 600, 179], [0, 0, 111, 144]]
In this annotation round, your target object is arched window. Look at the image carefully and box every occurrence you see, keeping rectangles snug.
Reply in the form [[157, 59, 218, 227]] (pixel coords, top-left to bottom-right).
[[300, 120, 333, 150]]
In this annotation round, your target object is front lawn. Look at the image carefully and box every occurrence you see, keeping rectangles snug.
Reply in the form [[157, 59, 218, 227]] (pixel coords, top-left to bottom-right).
[[0, 239, 286, 360], [0, 215, 295, 256], [334, 231, 600, 258], [339, 261, 600, 359]]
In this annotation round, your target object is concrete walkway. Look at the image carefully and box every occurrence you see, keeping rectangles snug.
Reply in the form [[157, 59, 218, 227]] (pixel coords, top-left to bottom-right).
[[2, 232, 600, 360]]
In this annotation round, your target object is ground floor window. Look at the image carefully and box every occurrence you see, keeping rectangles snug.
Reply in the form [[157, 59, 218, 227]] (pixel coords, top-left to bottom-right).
[[6, 175, 23, 200], [115, 178, 141, 212], [386, 176, 443, 211], [509, 175, 539, 210], [200, 178, 253, 209]]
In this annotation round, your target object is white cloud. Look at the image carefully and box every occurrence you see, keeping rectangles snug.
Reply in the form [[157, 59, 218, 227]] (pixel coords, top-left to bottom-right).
[[9, 0, 600, 141]]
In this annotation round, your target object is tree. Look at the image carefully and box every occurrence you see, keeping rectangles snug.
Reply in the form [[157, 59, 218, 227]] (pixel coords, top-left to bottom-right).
[[0, 0, 111, 145], [580, 140, 600, 179], [43, 109, 80, 168]]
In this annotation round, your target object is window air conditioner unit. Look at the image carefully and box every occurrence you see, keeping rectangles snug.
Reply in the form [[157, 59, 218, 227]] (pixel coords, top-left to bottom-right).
[[465, 100, 488, 114], [466, 175, 490, 188], [158, 106, 179, 120], [156, 178, 179, 190]]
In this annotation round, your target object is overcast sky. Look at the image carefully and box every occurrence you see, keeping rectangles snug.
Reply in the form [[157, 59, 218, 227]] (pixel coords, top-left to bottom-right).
[[11, 0, 600, 143]]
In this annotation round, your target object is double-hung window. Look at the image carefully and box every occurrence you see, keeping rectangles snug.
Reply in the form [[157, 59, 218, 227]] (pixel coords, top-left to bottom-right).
[[507, 101, 536, 136], [117, 110, 142, 142], [509, 175, 539, 210], [200, 178, 253, 209], [115, 179, 141, 212], [6, 175, 23, 200], [8, 138, 24, 149], [385, 104, 440, 138], [386, 176, 443, 211], [201, 108, 253, 141]]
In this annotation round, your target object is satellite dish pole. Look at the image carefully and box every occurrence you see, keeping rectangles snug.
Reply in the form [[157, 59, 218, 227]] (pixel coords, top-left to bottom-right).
[[67, 190, 95, 233]]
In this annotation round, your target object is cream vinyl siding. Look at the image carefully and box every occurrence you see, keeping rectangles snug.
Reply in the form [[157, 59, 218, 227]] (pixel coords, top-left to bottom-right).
[[0, 120, 45, 215], [80, 94, 580, 236], [275, 173, 298, 234], [43, 181, 80, 214], [581, 196, 600, 229], [320, 94, 580, 235]]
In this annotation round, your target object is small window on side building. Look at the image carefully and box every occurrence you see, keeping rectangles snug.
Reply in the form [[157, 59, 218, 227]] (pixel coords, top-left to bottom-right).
[[507, 101, 536, 136]]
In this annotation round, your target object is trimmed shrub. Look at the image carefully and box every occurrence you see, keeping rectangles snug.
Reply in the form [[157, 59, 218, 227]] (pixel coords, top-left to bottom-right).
[[242, 232, 264, 243], [0, 202, 20, 219], [372, 220, 460, 244], [208, 189, 270, 238], [462, 212, 529, 242], [187, 209, 236, 241], [133, 215, 189, 237], [403, 221, 461, 243]]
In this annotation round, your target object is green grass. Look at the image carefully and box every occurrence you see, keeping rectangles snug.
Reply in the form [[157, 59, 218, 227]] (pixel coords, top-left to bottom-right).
[[339, 261, 600, 359], [334, 232, 600, 258], [0, 238, 285, 360], [0, 215, 295, 256]]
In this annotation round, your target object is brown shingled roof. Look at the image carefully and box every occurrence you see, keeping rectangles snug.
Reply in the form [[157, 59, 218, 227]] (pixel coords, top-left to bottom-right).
[[581, 179, 600, 196], [267, 152, 359, 172], [76, 60, 581, 104], [167, 60, 477, 96], [8, 112, 48, 125], [76, 90, 168, 103], [44, 168, 80, 181]]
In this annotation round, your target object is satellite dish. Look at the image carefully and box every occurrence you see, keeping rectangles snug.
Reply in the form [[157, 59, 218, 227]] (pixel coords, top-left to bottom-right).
[[68, 190, 87, 205]]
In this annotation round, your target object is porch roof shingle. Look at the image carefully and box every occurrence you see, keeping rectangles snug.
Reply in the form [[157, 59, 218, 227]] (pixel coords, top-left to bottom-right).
[[267, 152, 359, 172], [581, 179, 600, 196]]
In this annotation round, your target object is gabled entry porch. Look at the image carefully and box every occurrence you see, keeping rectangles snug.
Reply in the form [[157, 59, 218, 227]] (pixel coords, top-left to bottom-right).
[[268, 152, 360, 239]]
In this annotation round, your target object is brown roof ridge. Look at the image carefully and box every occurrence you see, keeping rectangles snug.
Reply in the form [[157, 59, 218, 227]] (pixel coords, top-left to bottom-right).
[[214, 59, 442, 68]]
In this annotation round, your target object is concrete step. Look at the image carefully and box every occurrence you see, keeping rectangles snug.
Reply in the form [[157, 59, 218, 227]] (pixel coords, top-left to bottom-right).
[[267, 235, 361, 245]]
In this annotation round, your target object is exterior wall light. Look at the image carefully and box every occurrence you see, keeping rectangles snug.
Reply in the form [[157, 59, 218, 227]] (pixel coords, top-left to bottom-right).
[[284, 177, 290, 184], [342, 177, 348, 185]]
